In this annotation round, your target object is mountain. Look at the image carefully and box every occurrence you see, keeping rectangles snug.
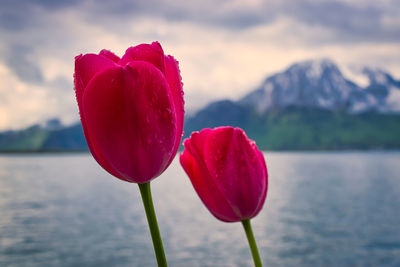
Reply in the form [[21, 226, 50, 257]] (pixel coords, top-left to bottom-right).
[[1, 59, 400, 152], [0, 125, 49, 151], [185, 59, 400, 150], [240, 59, 400, 113], [362, 67, 400, 112], [0, 122, 87, 152]]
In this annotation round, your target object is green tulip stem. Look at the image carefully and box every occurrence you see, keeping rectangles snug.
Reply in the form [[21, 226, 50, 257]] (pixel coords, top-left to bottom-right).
[[241, 219, 263, 267], [138, 182, 168, 267]]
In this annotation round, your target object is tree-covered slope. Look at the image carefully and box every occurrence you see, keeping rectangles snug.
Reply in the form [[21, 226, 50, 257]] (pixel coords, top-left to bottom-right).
[[184, 103, 400, 150], [0, 124, 87, 152], [0, 125, 49, 151]]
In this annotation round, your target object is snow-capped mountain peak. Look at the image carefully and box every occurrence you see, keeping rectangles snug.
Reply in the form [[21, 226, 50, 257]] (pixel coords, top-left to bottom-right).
[[290, 58, 339, 80], [240, 59, 400, 114], [362, 67, 399, 86]]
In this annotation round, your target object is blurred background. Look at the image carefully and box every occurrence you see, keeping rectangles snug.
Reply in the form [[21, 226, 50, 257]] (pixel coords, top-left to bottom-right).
[[0, 0, 399, 266]]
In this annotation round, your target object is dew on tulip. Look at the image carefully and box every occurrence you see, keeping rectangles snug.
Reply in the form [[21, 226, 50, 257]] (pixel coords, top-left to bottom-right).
[[74, 42, 184, 183], [180, 126, 268, 223], [163, 108, 172, 118]]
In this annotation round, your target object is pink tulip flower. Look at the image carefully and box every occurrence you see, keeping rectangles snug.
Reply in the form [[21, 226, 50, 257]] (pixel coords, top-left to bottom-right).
[[74, 42, 184, 184], [180, 126, 268, 222]]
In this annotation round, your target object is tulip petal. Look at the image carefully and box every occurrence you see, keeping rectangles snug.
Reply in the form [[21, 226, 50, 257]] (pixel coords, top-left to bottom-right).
[[187, 129, 211, 160], [250, 150, 268, 218], [74, 54, 122, 180], [164, 55, 185, 166], [75, 54, 117, 92], [99, 49, 121, 63], [233, 130, 267, 219], [119, 42, 165, 73], [83, 61, 177, 183], [204, 127, 267, 219], [180, 131, 241, 222]]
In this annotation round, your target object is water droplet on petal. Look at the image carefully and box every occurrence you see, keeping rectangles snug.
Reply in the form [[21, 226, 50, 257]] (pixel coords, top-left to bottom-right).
[[151, 94, 157, 104], [162, 108, 172, 119]]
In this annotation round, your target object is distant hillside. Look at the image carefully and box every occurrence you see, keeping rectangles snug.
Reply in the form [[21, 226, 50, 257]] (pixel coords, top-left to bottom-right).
[[0, 123, 87, 152], [1, 59, 400, 152], [0, 125, 49, 151], [185, 103, 400, 150]]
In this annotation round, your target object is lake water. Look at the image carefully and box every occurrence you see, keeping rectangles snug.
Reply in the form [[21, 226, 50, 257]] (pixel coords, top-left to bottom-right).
[[0, 152, 399, 266]]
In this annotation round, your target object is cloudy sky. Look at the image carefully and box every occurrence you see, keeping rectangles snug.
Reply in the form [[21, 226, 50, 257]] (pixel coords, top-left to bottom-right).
[[0, 0, 399, 130]]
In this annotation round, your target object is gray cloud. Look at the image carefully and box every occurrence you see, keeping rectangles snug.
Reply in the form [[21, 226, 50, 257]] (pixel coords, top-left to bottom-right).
[[0, 0, 79, 10], [3, 44, 44, 84], [48, 76, 73, 92], [1, 0, 398, 42], [86, 0, 279, 29], [87, 0, 400, 43], [0, 0, 79, 31], [285, 1, 399, 42]]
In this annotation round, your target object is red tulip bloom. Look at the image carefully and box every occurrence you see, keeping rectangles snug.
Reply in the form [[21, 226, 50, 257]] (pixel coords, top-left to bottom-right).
[[74, 42, 184, 183], [180, 127, 268, 222]]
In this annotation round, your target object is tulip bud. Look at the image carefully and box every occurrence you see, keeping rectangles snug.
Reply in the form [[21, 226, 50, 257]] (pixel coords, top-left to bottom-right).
[[74, 42, 184, 183], [180, 127, 268, 222]]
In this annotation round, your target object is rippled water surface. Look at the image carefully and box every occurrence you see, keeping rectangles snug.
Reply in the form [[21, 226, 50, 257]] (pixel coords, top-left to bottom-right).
[[0, 152, 399, 266]]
